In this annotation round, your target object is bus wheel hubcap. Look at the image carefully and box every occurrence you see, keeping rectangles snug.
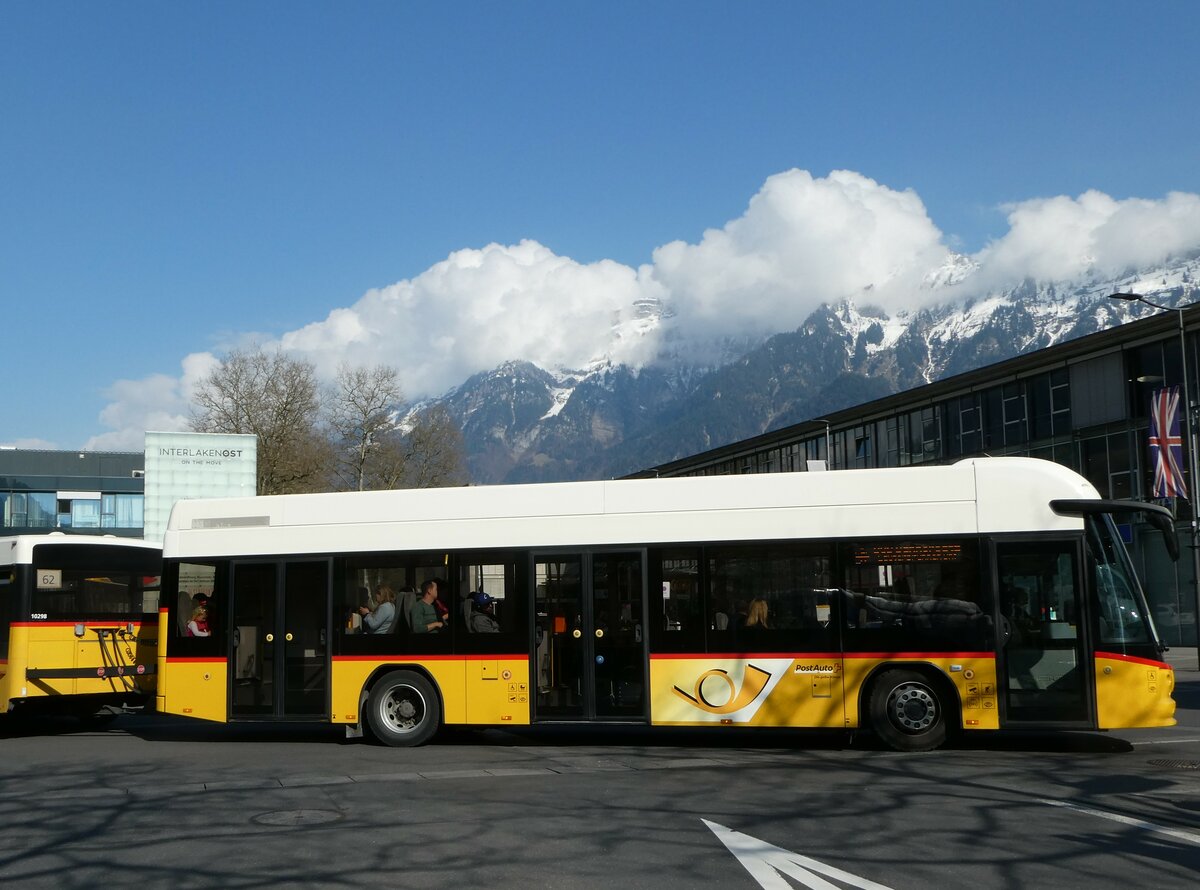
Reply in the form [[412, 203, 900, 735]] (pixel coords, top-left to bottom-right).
[[891, 683, 936, 732], [384, 689, 422, 732]]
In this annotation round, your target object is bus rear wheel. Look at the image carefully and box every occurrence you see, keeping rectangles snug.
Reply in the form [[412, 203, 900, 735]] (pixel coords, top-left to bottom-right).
[[366, 670, 440, 747], [868, 669, 948, 752]]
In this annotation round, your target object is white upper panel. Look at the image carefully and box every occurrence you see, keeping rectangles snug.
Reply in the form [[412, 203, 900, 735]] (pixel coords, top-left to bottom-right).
[[163, 458, 1097, 559], [0, 534, 161, 565]]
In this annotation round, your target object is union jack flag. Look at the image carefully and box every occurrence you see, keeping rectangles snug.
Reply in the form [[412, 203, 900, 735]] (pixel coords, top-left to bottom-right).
[[1150, 386, 1188, 499]]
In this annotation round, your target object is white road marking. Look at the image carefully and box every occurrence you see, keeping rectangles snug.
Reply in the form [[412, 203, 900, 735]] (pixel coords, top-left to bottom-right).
[[1038, 799, 1200, 846], [704, 819, 895, 890]]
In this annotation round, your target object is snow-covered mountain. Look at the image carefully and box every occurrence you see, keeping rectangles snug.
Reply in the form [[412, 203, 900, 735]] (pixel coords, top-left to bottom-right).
[[427, 252, 1200, 483]]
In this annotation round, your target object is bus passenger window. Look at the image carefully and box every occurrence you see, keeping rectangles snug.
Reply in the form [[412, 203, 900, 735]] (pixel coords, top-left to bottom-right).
[[342, 562, 411, 635], [648, 549, 703, 653], [840, 539, 988, 650], [704, 543, 835, 651], [174, 564, 218, 637], [457, 562, 515, 634]]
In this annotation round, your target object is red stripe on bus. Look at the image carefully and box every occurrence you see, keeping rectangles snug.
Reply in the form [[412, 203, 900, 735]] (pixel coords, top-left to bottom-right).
[[650, 651, 994, 661], [332, 653, 528, 663], [650, 652, 842, 660], [165, 657, 226, 664], [1095, 651, 1171, 669], [844, 651, 995, 660]]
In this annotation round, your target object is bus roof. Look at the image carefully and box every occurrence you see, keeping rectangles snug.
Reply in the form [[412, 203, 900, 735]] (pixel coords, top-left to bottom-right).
[[0, 534, 161, 565], [162, 457, 1099, 559]]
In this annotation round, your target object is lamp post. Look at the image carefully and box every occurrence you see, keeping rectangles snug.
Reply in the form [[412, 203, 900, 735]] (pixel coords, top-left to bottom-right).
[[814, 418, 833, 469], [1110, 292, 1200, 657]]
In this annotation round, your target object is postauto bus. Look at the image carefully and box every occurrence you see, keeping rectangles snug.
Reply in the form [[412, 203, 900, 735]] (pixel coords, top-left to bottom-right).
[[155, 458, 1177, 751]]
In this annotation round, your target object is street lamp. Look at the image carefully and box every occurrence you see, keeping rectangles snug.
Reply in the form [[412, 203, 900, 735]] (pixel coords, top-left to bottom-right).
[[1110, 292, 1200, 657], [813, 418, 833, 469]]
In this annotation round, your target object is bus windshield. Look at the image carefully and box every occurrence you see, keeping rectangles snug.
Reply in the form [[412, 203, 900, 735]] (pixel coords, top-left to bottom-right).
[[1086, 514, 1157, 649]]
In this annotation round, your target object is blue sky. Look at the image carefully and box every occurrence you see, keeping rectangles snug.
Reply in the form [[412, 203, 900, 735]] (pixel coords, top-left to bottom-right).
[[4, 2, 1200, 450]]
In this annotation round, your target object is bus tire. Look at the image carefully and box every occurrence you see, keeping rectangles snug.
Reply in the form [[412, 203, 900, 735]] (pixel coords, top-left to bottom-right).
[[868, 669, 948, 752], [366, 670, 440, 747]]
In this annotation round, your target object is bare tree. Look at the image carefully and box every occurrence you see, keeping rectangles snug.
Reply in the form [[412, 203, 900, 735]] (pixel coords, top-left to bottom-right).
[[392, 404, 469, 489], [190, 347, 331, 495], [326, 363, 406, 491]]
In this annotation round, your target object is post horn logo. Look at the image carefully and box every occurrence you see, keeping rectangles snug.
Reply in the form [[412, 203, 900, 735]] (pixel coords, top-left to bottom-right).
[[671, 664, 772, 715]]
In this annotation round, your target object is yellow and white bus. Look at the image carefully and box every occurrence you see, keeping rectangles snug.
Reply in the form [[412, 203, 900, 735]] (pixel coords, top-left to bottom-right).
[[156, 458, 1177, 751], [1, 534, 161, 717]]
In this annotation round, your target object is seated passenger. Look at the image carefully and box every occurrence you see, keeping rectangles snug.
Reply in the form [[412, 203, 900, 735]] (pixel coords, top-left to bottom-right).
[[409, 580, 445, 633], [360, 585, 397, 634], [744, 597, 770, 630], [186, 605, 211, 637], [470, 592, 500, 633]]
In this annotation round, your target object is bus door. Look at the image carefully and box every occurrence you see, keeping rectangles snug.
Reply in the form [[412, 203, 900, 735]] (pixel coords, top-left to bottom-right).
[[995, 540, 1092, 726], [230, 560, 330, 720], [533, 551, 647, 722]]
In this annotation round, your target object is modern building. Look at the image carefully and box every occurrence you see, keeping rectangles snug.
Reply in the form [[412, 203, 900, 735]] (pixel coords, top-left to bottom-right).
[[0, 432, 258, 542], [0, 449, 145, 537], [633, 304, 1200, 648]]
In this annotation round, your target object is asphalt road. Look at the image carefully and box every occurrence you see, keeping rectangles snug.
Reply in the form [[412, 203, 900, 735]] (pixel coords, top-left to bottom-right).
[[1, 677, 1198, 890]]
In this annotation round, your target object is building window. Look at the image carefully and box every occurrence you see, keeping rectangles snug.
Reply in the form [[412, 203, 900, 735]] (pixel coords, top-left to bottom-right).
[[1128, 341, 1167, 421], [1108, 430, 1133, 499], [907, 408, 940, 464], [4, 492, 56, 529], [853, 425, 872, 468], [1029, 374, 1054, 441], [101, 494, 145, 529], [1050, 367, 1071, 434], [954, 395, 982, 456], [1027, 370, 1071, 442], [1003, 383, 1028, 446], [884, 416, 902, 467], [982, 387, 1004, 450], [831, 430, 846, 470], [1079, 431, 1136, 500], [70, 498, 101, 529], [800, 437, 823, 469]]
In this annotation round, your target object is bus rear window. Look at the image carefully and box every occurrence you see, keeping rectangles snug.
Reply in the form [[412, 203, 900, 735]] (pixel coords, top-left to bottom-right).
[[33, 568, 144, 618]]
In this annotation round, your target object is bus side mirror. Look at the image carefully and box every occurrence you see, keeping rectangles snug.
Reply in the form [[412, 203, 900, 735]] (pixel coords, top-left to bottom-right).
[[1050, 498, 1180, 563], [1144, 510, 1180, 562]]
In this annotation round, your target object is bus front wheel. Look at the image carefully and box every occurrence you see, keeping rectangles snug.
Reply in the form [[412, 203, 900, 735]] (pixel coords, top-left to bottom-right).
[[868, 669, 948, 752], [366, 670, 440, 747]]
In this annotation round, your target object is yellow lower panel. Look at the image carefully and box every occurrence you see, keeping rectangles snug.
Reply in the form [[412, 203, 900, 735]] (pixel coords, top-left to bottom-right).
[[1095, 655, 1176, 728], [15, 624, 156, 701], [160, 661, 228, 722], [844, 656, 1000, 731], [464, 659, 531, 726], [650, 657, 846, 728], [330, 658, 532, 727]]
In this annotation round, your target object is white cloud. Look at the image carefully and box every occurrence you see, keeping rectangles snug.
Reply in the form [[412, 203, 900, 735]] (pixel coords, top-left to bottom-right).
[[82, 169, 1200, 451], [83, 353, 217, 451], [279, 239, 653, 395], [649, 169, 950, 339], [972, 190, 1200, 288]]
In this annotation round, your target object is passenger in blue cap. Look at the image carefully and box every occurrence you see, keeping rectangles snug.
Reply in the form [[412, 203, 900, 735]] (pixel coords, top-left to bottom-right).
[[469, 591, 500, 633]]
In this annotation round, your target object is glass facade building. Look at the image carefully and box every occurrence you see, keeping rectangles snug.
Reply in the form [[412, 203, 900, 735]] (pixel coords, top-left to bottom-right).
[[0, 450, 145, 537]]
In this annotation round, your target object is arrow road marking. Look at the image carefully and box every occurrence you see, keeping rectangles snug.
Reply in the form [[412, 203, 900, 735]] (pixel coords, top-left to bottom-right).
[[704, 819, 896, 890]]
